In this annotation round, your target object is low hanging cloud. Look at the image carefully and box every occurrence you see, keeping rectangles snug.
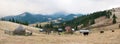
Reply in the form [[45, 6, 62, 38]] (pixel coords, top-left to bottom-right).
[[0, 0, 120, 17]]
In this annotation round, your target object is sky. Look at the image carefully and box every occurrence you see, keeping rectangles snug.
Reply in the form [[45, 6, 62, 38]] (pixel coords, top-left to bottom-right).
[[0, 0, 120, 17]]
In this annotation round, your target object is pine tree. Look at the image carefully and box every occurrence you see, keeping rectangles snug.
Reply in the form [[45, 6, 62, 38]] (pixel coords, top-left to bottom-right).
[[75, 26, 78, 30], [0, 18, 4, 21], [8, 18, 15, 22], [49, 21, 53, 28], [23, 21, 29, 25], [106, 11, 112, 18], [35, 24, 39, 28], [112, 14, 117, 19], [112, 14, 117, 24], [90, 19, 95, 25], [113, 18, 116, 24], [39, 24, 42, 28], [44, 24, 50, 28], [15, 20, 20, 24], [8, 19, 12, 21], [12, 18, 15, 22]]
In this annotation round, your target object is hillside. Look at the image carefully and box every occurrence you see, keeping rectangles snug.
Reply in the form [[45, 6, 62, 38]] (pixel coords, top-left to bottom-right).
[[90, 7, 120, 29], [30, 7, 120, 30], [29, 22, 49, 27], [0, 21, 40, 33], [1, 16, 120, 44], [0, 25, 120, 44], [62, 7, 120, 29], [62, 10, 112, 28], [29, 19, 63, 27], [111, 7, 120, 23]]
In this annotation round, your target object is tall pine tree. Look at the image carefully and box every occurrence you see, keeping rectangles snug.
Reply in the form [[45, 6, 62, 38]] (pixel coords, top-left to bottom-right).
[[112, 14, 117, 24], [35, 24, 39, 28], [39, 24, 42, 28], [90, 19, 95, 25]]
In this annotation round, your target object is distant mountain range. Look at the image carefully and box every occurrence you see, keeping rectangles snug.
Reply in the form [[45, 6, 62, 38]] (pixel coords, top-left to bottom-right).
[[1, 12, 83, 24]]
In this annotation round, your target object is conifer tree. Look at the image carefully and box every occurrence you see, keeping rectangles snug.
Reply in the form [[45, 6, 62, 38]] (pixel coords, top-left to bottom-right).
[[39, 24, 42, 28], [90, 19, 95, 25], [106, 11, 112, 18], [22, 21, 29, 25], [0, 18, 5, 21], [11, 18, 15, 22], [35, 24, 39, 28], [112, 14, 117, 24]]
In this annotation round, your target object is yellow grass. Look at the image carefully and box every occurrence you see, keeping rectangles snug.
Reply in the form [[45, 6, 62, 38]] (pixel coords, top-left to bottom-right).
[[1, 21, 120, 44], [1, 29, 120, 44]]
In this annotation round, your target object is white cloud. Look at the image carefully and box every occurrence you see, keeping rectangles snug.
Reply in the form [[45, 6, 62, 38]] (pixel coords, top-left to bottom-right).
[[0, 0, 120, 17]]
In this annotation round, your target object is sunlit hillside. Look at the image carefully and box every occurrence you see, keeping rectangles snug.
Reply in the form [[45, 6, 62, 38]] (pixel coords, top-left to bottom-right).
[[0, 21, 120, 44]]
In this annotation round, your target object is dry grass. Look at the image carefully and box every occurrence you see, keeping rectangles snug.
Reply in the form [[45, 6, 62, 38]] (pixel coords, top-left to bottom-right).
[[1, 20, 120, 44], [1, 29, 120, 44], [0, 21, 40, 33]]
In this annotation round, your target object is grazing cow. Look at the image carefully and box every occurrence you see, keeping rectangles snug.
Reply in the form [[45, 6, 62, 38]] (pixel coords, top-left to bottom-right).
[[79, 30, 90, 36], [112, 30, 115, 32], [83, 32, 89, 36], [100, 31, 104, 33]]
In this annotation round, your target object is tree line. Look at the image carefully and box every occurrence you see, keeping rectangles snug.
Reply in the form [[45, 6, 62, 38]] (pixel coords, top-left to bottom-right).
[[0, 18, 29, 25]]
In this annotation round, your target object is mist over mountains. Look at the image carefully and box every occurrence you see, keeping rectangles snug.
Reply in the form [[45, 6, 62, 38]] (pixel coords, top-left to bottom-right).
[[1, 12, 83, 24]]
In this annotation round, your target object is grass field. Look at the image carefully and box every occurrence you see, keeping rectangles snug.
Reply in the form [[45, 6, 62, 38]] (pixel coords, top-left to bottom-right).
[[1, 21, 120, 44], [1, 29, 120, 44]]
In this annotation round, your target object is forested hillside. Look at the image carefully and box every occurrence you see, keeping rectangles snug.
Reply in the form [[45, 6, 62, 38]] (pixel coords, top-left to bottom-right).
[[61, 10, 112, 28]]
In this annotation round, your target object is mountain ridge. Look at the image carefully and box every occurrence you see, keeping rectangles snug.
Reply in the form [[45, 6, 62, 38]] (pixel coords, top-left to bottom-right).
[[1, 12, 83, 24]]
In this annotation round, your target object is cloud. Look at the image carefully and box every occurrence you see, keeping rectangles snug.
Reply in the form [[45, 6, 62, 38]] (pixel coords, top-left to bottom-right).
[[0, 0, 120, 17]]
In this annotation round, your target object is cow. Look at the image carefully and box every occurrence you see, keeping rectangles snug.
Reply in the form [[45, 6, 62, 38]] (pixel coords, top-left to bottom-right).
[[79, 30, 90, 36], [100, 31, 104, 33], [111, 30, 115, 32]]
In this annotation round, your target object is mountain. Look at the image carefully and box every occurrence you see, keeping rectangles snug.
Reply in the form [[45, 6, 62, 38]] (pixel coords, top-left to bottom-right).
[[0, 21, 40, 34], [1, 12, 50, 24], [50, 12, 67, 18], [63, 14, 80, 21], [1, 12, 83, 24]]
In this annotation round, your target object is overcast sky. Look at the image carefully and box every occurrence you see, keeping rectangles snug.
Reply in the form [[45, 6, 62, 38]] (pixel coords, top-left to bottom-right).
[[0, 0, 120, 17]]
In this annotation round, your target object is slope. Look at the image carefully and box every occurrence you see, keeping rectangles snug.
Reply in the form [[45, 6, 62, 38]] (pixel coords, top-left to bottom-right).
[[0, 21, 40, 34]]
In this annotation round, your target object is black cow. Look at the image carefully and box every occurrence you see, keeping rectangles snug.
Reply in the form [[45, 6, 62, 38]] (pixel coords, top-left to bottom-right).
[[83, 32, 89, 36], [100, 31, 104, 33], [79, 30, 90, 36]]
